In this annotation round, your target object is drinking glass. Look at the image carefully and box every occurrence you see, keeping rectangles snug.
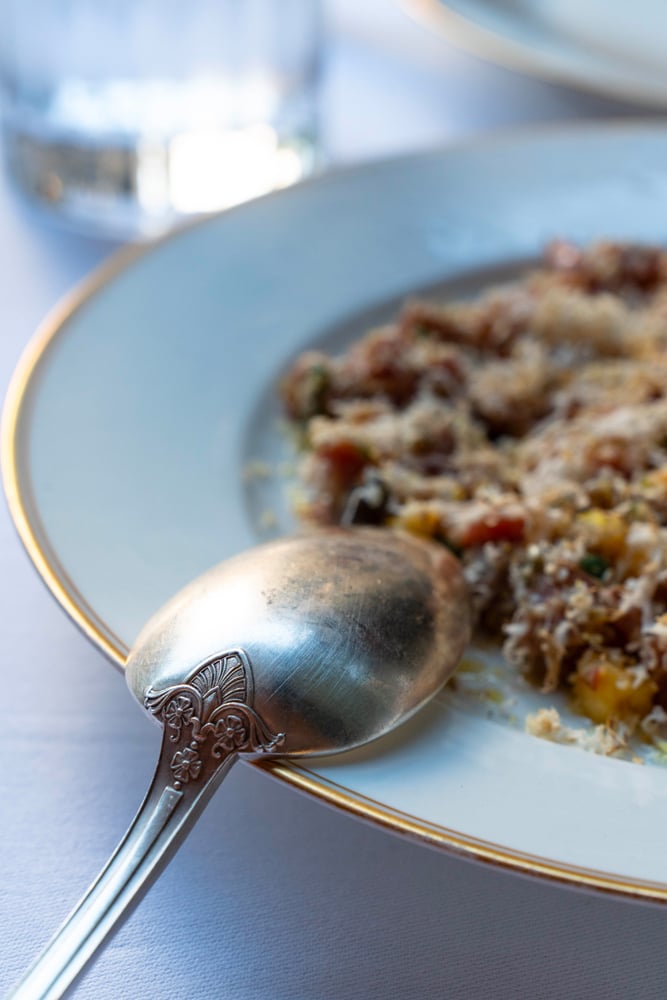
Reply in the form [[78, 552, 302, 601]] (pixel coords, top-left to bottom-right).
[[0, 0, 323, 239]]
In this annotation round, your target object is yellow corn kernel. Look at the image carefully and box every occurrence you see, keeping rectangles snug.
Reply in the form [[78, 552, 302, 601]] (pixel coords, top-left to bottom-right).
[[577, 508, 627, 558], [394, 504, 442, 540], [571, 653, 657, 724]]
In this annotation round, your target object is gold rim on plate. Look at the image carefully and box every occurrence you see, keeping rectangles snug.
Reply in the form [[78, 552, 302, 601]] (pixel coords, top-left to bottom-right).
[[400, 0, 667, 109], [4, 132, 667, 903]]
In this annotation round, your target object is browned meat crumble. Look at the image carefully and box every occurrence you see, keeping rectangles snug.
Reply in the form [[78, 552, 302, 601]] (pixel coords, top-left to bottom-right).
[[281, 241, 667, 733]]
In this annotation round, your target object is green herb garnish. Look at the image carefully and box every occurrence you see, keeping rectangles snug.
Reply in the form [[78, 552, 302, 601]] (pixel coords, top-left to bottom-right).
[[437, 535, 463, 559], [579, 553, 609, 579]]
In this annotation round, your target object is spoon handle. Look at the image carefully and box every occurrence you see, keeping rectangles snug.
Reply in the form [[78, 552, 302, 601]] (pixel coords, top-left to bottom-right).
[[9, 651, 285, 1000], [8, 735, 236, 1000]]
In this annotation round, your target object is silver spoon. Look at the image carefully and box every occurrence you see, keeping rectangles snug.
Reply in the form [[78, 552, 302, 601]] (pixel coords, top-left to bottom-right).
[[9, 527, 470, 1000]]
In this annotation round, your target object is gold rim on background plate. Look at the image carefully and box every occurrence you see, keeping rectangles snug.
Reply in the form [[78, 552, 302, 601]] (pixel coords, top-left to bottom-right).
[[4, 128, 667, 904], [400, 0, 667, 109]]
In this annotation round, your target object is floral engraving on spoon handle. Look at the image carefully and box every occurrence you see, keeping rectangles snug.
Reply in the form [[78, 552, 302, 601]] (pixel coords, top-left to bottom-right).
[[145, 649, 285, 788]]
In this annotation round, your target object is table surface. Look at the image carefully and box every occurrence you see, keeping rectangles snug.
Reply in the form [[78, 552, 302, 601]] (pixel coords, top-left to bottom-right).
[[2, 3, 667, 998]]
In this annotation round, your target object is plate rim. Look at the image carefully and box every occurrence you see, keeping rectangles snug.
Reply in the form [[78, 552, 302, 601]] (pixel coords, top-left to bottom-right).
[[5, 122, 667, 903], [400, 0, 667, 108]]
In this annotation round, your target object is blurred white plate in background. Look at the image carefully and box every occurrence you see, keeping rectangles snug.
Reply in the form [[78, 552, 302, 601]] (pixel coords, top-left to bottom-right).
[[403, 0, 667, 106]]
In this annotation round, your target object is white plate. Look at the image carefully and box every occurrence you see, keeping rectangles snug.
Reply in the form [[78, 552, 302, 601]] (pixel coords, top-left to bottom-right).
[[6, 122, 667, 901], [403, 0, 667, 107]]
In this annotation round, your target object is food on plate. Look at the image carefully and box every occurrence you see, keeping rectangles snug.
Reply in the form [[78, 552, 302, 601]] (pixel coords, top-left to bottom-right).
[[281, 240, 667, 741]]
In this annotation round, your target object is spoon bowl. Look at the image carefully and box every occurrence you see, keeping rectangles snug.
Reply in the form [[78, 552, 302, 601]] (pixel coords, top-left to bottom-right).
[[10, 527, 470, 1000], [128, 527, 470, 756]]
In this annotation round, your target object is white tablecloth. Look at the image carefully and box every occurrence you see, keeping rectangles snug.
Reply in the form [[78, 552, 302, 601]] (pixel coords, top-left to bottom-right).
[[2, 3, 666, 997]]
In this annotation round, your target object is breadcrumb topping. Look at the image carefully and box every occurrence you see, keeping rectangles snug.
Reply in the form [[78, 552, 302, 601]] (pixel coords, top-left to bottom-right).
[[282, 241, 667, 743]]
